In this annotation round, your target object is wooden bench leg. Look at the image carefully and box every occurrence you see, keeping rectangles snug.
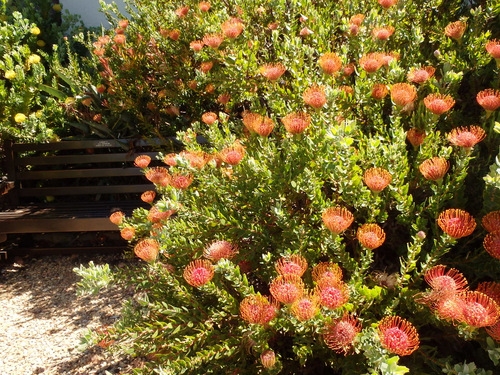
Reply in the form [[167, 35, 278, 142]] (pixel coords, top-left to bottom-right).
[[0, 233, 6, 243]]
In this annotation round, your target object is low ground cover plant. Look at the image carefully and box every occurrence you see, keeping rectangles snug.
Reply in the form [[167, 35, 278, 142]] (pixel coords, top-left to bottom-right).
[[74, 0, 500, 373]]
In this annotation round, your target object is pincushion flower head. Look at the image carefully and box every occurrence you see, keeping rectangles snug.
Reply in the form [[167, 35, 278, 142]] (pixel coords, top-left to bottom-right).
[[259, 63, 286, 81], [221, 18, 244, 38], [476, 282, 500, 309], [377, 316, 420, 356], [275, 254, 308, 277], [204, 240, 238, 261], [447, 126, 486, 151], [199, 1, 210, 11], [424, 265, 468, 302], [437, 209, 476, 239], [109, 211, 125, 225], [486, 39, 500, 67], [407, 66, 436, 84], [322, 206, 354, 235], [170, 173, 193, 190], [303, 85, 327, 109], [359, 53, 384, 73], [291, 292, 319, 321], [390, 83, 417, 107], [460, 291, 499, 328], [202, 33, 224, 49], [372, 26, 395, 40], [482, 211, 500, 232], [445, 21, 466, 40], [240, 294, 278, 325], [323, 314, 362, 355], [242, 112, 275, 136], [219, 141, 246, 165], [406, 128, 426, 147], [260, 350, 276, 369], [318, 52, 342, 75], [269, 275, 305, 304], [312, 262, 343, 283], [476, 89, 500, 116], [202, 112, 218, 125], [180, 150, 211, 169], [357, 223, 386, 250], [315, 278, 350, 309], [382, 52, 400, 67], [183, 259, 214, 287], [350, 14, 364, 26], [363, 167, 392, 192], [190, 40, 204, 51], [424, 94, 455, 115], [281, 112, 311, 134], [147, 205, 174, 223], [419, 157, 450, 181], [378, 0, 398, 8], [134, 238, 160, 262], [484, 231, 500, 260], [371, 83, 388, 100], [487, 321, 500, 342], [120, 226, 135, 240], [175, 6, 189, 18]]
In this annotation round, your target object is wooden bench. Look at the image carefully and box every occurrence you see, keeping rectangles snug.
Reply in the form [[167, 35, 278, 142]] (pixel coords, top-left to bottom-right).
[[0, 138, 175, 252]]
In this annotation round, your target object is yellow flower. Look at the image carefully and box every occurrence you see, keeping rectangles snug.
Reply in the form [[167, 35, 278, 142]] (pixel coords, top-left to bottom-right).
[[52, 4, 62, 12], [30, 26, 41, 35], [65, 97, 75, 105], [28, 54, 41, 64], [36, 40, 46, 47], [14, 113, 26, 123], [4, 70, 16, 79], [35, 110, 43, 118]]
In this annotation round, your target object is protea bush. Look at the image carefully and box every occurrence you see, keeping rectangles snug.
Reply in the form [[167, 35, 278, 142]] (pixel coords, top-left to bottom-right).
[[76, 0, 500, 373]]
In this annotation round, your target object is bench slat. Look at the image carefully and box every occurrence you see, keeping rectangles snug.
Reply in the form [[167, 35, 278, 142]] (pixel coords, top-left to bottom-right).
[[0, 218, 118, 233], [18, 185, 153, 196], [15, 152, 161, 166], [17, 168, 145, 180]]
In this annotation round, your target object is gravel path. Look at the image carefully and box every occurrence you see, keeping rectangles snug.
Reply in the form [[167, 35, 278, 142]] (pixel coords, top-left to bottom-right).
[[0, 252, 140, 375]]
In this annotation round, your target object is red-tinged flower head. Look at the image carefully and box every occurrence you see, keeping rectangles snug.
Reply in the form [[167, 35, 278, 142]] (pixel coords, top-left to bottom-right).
[[118, 19, 129, 29], [424, 265, 468, 301], [291, 292, 319, 321], [168, 29, 180, 40], [203, 33, 224, 49], [343, 63, 355, 76], [483, 211, 500, 233], [204, 240, 238, 261], [486, 39, 500, 59], [340, 85, 354, 96], [363, 167, 392, 192], [219, 141, 246, 165], [372, 26, 395, 40], [281, 112, 311, 134], [359, 53, 384, 73], [114, 34, 126, 45], [312, 262, 343, 283], [218, 93, 231, 105], [371, 83, 389, 100], [145, 167, 169, 184], [260, 350, 276, 368], [487, 321, 500, 342], [323, 314, 362, 355], [175, 6, 189, 18], [147, 206, 174, 223], [260, 63, 286, 81], [438, 209, 476, 239], [120, 226, 135, 240], [199, 61, 214, 74], [407, 66, 436, 84], [448, 126, 486, 149], [357, 223, 386, 250], [445, 21, 466, 40], [319, 52, 342, 75], [432, 295, 466, 322], [419, 157, 450, 181], [477, 282, 500, 309], [93, 48, 105, 56], [300, 27, 313, 36], [350, 14, 364, 26], [484, 231, 500, 260], [183, 259, 214, 287], [315, 279, 350, 309], [461, 291, 499, 327], [109, 211, 125, 225], [382, 52, 400, 67], [348, 24, 359, 36], [141, 190, 156, 203], [240, 294, 278, 324], [268, 22, 279, 30], [202, 111, 218, 125], [378, 0, 398, 8], [180, 150, 211, 169], [378, 316, 420, 356], [242, 112, 275, 136], [406, 128, 426, 147], [275, 254, 308, 277], [134, 238, 160, 262], [199, 1, 210, 12], [303, 85, 327, 109], [221, 18, 244, 38], [269, 275, 305, 304], [162, 153, 177, 167], [322, 206, 354, 235], [424, 94, 455, 115], [134, 155, 151, 168], [476, 89, 500, 113], [190, 40, 204, 51], [170, 173, 193, 190], [390, 83, 417, 107]]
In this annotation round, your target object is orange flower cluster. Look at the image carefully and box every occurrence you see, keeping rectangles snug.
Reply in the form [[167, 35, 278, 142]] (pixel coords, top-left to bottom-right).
[[476, 89, 500, 114], [275, 254, 308, 277], [183, 259, 214, 287], [372, 26, 395, 40], [407, 66, 435, 84], [424, 93, 455, 115], [406, 128, 426, 147], [242, 112, 275, 136], [204, 240, 238, 261], [323, 314, 362, 355], [445, 21, 466, 40], [447, 126, 486, 150], [318, 52, 342, 75], [359, 52, 384, 73], [437, 208, 476, 239], [303, 85, 327, 109], [419, 157, 449, 181], [322, 206, 354, 235], [134, 238, 160, 262], [240, 294, 278, 325], [221, 18, 244, 38], [371, 83, 388, 99], [219, 142, 246, 165], [259, 63, 286, 81], [390, 83, 417, 107], [363, 167, 392, 192], [482, 211, 500, 233], [281, 112, 311, 134], [357, 223, 386, 250], [377, 316, 420, 356]]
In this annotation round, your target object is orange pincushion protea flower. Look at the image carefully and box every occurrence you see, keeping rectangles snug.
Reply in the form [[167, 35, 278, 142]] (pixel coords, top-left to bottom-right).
[[199, 1, 210, 11], [323, 314, 362, 355], [275, 254, 308, 277], [170, 173, 193, 190], [432, 295, 466, 322], [350, 14, 364, 26], [378, 0, 398, 8], [390, 83, 417, 107], [447, 126, 486, 149], [377, 316, 420, 356], [424, 265, 468, 302], [424, 94, 455, 115], [460, 291, 499, 328], [484, 231, 500, 260], [363, 167, 392, 192], [180, 150, 211, 169], [221, 18, 244, 38], [260, 63, 286, 81], [134, 155, 151, 168], [218, 93, 231, 105], [204, 240, 238, 261], [407, 66, 436, 84], [260, 350, 276, 369], [242, 112, 275, 136], [322, 206, 354, 235], [303, 85, 327, 109], [318, 52, 342, 75], [269, 275, 305, 304], [482, 211, 500, 232], [175, 6, 189, 18], [281, 112, 311, 134], [445, 21, 466, 40], [141, 190, 156, 203], [437, 209, 476, 239], [477, 282, 500, 309], [312, 262, 343, 283], [419, 157, 450, 181], [487, 321, 500, 342], [219, 141, 246, 165], [371, 83, 389, 99], [147, 206, 174, 223], [359, 53, 384, 73], [382, 52, 400, 67], [134, 238, 160, 262], [145, 167, 169, 184], [486, 39, 500, 58], [372, 26, 395, 40], [476, 89, 500, 114], [240, 294, 278, 325], [183, 259, 214, 287], [199, 61, 213, 74], [343, 63, 355, 76], [202, 33, 224, 49], [315, 279, 350, 309], [357, 223, 386, 250], [202, 112, 218, 125], [162, 153, 177, 166], [120, 226, 135, 240], [109, 211, 125, 225], [291, 292, 319, 321], [190, 40, 204, 51], [406, 128, 426, 147]]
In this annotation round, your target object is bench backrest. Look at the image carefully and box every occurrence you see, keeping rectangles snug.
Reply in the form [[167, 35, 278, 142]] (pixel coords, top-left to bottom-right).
[[2, 138, 176, 206]]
